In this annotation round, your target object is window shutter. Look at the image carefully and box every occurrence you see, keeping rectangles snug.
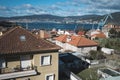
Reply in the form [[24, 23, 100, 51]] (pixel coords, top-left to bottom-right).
[[41, 55, 51, 65]]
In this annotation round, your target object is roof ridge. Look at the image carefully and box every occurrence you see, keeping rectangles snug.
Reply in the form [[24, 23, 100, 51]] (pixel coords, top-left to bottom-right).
[[63, 35, 67, 42], [76, 36, 82, 46], [0, 26, 42, 41], [0, 26, 60, 54], [16, 27, 60, 48]]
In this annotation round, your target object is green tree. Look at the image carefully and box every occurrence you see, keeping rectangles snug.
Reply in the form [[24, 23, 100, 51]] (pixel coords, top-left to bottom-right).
[[89, 50, 106, 60], [109, 28, 117, 38]]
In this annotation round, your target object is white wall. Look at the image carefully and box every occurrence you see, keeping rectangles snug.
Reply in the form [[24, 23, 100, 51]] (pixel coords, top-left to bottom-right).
[[55, 41, 67, 51], [65, 43, 78, 52], [66, 43, 97, 53], [56, 40, 97, 54], [77, 46, 97, 53], [56, 41, 63, 48]]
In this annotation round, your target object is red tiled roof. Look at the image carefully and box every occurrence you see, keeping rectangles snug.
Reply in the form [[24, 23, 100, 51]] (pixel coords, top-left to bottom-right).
[[68, 36, 98, 47], [0, 27, 60, 54], [56, 34, 98, 47], [91, 30, 106, 38], [55, 35, 67, 43]]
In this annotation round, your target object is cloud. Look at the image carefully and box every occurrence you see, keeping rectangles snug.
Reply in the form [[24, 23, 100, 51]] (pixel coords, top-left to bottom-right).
[[0, 0, 120, 17], [0, 4, 47, 16], [0, 6, 11, 11]]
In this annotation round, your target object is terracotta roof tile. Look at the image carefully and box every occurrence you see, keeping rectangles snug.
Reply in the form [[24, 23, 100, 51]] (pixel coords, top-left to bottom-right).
[[56, 34, 98, 47], [68, 36, 98, 47], [91, 30, 106, 38], [55, 35, 67, 43], [0, 27, 60, 54]]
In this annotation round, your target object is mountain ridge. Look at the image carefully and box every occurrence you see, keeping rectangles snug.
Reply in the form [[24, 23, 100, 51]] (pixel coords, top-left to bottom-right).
[[0, 12, 120, 24]]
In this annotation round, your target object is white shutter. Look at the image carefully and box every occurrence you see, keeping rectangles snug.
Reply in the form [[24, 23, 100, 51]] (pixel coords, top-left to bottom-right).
[[20, 55, 31, 68], [46, 75, 54, 80], [41, 55, 51, 65]]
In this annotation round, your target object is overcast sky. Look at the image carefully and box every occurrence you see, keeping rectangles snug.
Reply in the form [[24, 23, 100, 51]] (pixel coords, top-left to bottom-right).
[[0, 0, 120, 17]]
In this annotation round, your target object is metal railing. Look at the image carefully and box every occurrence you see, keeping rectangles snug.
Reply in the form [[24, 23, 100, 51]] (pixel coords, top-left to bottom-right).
[[0, 66, 37, 74]]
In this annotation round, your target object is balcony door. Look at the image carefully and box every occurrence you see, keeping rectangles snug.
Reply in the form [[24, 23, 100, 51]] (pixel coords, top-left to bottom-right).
[[20, 55, 31, 69]]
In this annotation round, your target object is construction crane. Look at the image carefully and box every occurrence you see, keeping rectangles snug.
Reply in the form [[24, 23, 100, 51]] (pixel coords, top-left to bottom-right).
[[97, 14, 113, 29]]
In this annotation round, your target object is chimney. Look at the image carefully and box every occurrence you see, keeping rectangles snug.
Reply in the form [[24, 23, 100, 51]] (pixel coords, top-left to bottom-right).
[[66, 35, 71, 42], [0, 32, 3, 36], [39, 30, 45, 38]]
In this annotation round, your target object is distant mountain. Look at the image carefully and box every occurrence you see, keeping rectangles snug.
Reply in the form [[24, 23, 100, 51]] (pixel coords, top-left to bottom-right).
[[107, 12, 120, 24], [67, 15, 101, 20], [0, 21, 16, 28], [10, 14, 64, 20], [0, 12, 120, 24], [0, 14, 100, 20], [0, 17, 8, 21]]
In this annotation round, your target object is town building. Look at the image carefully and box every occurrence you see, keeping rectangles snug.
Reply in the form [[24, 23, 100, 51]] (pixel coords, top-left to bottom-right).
[[55, 35, 98, 55], [102, 24, 120, 37], [0, 26, 60, 80], [90, 29, 106, 40]]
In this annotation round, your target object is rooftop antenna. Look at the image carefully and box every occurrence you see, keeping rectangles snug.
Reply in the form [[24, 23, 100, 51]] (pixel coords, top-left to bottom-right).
[[25, 19, 28, 29]]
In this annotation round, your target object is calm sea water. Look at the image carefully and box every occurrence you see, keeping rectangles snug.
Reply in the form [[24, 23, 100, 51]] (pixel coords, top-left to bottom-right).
[[17, 22, 99, 30]]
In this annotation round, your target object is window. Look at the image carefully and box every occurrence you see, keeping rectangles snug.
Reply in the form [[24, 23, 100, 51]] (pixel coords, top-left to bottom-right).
[[46, 74, 54, 80], [20, 55, 31, 69], [41, 55, 51, 66], [20, 35, 26, 41]]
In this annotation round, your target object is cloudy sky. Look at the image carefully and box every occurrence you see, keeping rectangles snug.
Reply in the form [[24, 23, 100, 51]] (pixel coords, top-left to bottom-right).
[[0, 0, 120, 17]]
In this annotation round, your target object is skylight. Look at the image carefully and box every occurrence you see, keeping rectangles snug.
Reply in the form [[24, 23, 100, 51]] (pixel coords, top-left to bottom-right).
[[20, 35, 26, 41]]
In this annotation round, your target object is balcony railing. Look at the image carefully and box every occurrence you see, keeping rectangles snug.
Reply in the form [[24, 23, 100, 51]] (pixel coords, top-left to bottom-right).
[[0, 66, 37, 79]]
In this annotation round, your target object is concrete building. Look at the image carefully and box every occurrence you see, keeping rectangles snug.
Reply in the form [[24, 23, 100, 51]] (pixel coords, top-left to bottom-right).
[[0, 27, 60, 80]]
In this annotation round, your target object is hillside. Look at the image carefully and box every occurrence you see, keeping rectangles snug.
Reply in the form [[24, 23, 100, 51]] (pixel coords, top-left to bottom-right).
[[0, 21, 16, 27], [9, 14, 64, 21], [0, 12, 120, 24], [67, 15, 101, 20]]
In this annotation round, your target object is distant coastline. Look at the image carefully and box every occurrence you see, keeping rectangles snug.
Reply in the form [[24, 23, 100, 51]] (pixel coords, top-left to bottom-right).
[[17, 22, 99, 30]]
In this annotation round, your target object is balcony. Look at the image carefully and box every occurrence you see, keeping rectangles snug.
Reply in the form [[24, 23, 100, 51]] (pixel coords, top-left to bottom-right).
[[0, 66, 37, 79]]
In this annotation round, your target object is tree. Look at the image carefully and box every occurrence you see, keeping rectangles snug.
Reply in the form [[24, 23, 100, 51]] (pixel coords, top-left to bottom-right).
[[117, 31, 120, 37], [89, 50, 106, 60], [109, 28, 117, 38]]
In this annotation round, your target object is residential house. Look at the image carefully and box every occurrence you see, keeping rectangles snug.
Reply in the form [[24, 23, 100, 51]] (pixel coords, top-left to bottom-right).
[[102, 24, 120, 37], [56, 35, 98, 54], [55, 35, 68, 51], [57, 29, 71, 35], [0, 27, 60, 80], [90, 29, 106, 40], [66, 35, 98, 54]]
